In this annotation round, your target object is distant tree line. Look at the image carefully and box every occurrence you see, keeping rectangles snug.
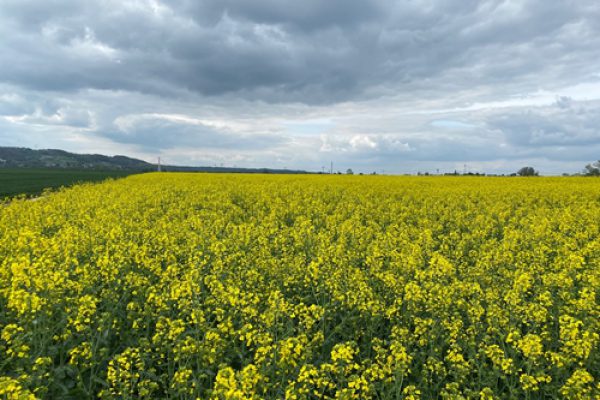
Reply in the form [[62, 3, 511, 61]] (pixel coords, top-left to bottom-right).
[[516, 166, 538, 176], [353, 160, 600, 177], [584, 160, 600, 176]]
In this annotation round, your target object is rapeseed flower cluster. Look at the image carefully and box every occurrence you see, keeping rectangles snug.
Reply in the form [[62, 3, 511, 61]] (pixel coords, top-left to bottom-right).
[[0, 174, 598, 398]]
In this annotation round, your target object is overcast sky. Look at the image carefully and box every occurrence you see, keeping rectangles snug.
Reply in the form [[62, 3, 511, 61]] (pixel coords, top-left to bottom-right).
[[1, 0, 600, 174]]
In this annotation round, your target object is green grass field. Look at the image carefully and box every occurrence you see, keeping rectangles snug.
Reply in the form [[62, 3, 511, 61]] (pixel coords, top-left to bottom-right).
[[0, 168, 136, 199]]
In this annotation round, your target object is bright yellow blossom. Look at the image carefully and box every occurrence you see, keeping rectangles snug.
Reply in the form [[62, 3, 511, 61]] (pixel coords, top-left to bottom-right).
[[0, 174, 598, 399]]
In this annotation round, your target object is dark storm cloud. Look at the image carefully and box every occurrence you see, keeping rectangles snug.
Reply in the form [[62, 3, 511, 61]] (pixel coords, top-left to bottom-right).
[[2, 0, 598, 103], [1, 0, 375, 101], [176, 0, 385, 32]]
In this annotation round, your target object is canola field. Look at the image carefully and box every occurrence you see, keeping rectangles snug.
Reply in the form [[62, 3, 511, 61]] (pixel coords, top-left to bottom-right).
[[0, 173, 598, 399]]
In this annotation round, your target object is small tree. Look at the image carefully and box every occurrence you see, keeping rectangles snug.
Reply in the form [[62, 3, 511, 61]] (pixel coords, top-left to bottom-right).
[[346, 168, 354, 175], [584, 160, 600, 176], [517, 166, 538, 176]]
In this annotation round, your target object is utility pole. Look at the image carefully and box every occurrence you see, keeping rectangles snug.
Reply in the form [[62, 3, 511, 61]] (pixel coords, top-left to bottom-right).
[[157, 157, 161, 172], [330, 161, 333, 174]]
